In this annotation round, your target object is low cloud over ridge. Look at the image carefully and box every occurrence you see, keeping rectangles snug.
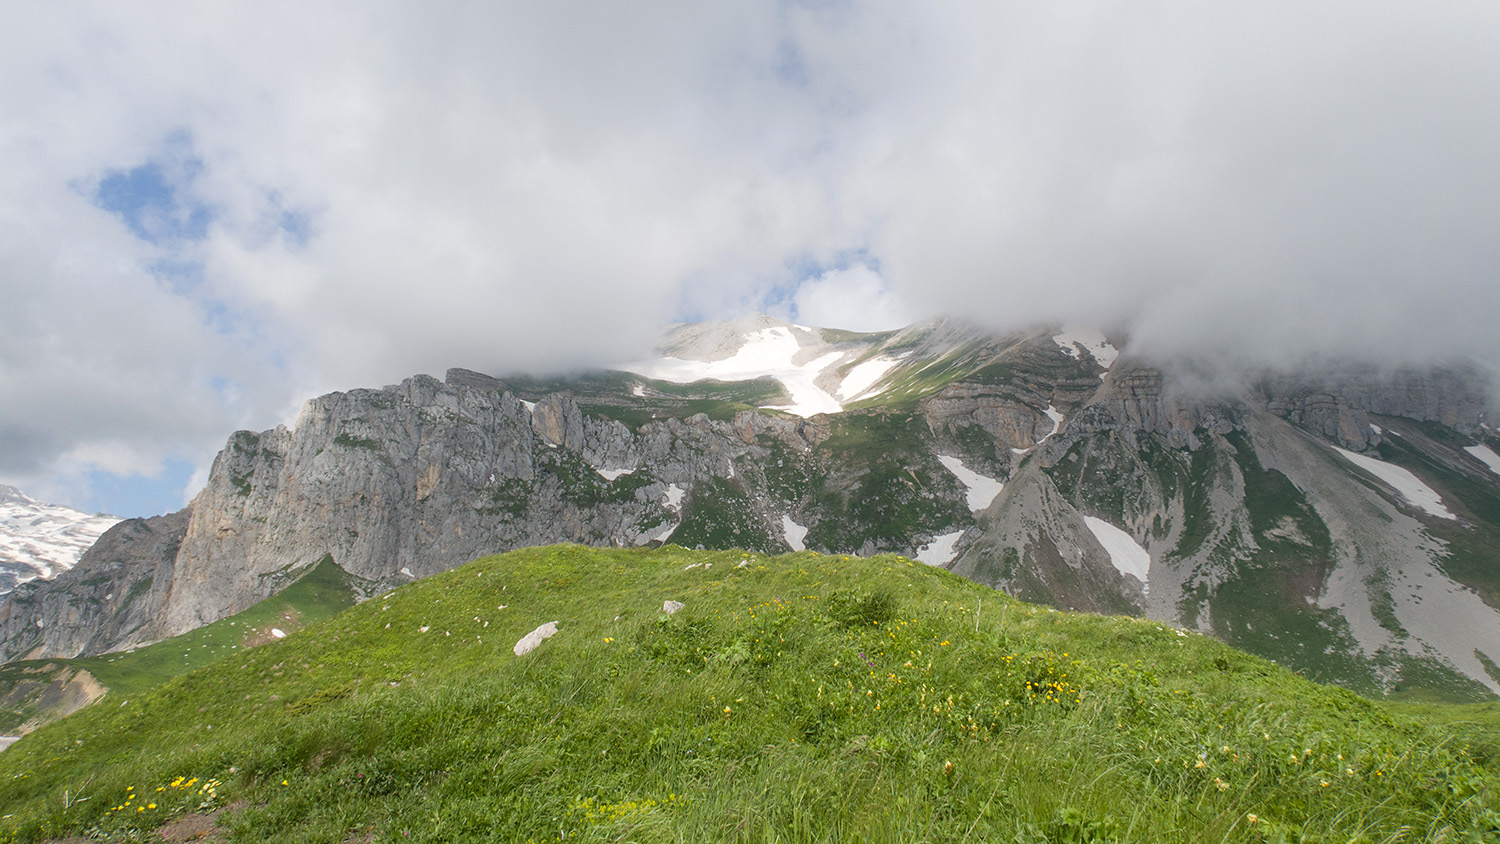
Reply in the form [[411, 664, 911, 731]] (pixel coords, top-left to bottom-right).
[[2, 2, 1498, 513]]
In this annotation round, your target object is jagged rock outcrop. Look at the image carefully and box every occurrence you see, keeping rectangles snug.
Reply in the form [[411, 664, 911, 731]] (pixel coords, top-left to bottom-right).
[[5, 318, 1499, 702], [0, 508, 189, 661]]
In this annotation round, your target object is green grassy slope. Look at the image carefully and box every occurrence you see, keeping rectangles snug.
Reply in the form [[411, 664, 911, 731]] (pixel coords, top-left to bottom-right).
[[0, 555, 358, 728], [1, 545, 1497, 843]]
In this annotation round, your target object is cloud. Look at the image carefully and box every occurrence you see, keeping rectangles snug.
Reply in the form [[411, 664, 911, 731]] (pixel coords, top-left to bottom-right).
[[1, 2, 1498, 513], [792, 264, 914, 332]]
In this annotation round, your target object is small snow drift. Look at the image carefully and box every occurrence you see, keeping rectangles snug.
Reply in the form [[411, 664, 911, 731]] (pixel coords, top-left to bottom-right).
[[1334, 448, 1456, 520], [513, 621, 559, 656], [781, 515, 808, 551], [937, 456, 1004, 512], [1083, 517, 1150, 586], [916, 530, 965, 566], [1464, 444, 1500, 477]]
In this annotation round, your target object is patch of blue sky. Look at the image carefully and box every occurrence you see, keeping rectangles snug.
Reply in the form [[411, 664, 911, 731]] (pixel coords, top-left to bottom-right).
[[93, 135, 214, 246], [79, 457, 197, 519]]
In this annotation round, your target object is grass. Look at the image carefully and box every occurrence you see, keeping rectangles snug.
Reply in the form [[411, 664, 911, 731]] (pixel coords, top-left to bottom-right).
[[0, 556, 358, 727], [1, 545, 1497, 843], [805, 413, 970, 553]]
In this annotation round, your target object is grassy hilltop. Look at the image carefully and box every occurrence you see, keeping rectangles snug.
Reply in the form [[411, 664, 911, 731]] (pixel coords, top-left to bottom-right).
[[1, 545, 1498, 842]]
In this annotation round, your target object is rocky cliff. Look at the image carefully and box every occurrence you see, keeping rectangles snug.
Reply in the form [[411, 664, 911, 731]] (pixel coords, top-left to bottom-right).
[[3, 319, 1498, 701]]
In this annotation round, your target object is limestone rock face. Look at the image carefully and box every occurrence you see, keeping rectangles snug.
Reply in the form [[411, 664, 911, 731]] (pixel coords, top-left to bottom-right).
[[0, 508, 190, 662]]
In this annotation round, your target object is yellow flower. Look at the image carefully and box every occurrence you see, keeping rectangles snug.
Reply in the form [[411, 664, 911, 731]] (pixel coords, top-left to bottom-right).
[[1246, 813, 1259, 824]]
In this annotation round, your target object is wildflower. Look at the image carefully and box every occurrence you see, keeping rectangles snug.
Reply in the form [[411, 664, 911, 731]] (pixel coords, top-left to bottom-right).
[[1214, 778, 1228, 791], [1246, 814, 1259, 824]]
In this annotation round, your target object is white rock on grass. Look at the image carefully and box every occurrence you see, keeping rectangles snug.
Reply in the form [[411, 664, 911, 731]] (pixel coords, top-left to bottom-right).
[[513, 621, 559, 656], [663, 600, 685, 614]]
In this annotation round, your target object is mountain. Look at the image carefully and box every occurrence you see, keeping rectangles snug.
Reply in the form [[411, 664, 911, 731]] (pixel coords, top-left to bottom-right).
[[2, 545, 1496, 842], [3, 316, 1499, 701], [0, 485, 119, 595]]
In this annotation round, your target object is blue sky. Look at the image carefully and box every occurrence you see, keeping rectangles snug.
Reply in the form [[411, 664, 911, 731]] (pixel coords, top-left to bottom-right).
[[2, 3, 1499, 518]]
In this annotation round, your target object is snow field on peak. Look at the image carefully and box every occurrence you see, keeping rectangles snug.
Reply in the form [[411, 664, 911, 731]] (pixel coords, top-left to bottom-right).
[[0, 491, 121, 590], [1052, 328, 1119, 372], [1463, 444, 1500, 477], [624, 327, 844, 417], [1082, 517, 1150, 587], [936, 456, 1004, 512], [1333, 447, 1456, 520]]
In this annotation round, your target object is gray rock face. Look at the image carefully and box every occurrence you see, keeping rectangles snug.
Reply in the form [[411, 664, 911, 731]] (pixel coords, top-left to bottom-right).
[[160, 372, 816, 638], [0, 508, 189, 662]]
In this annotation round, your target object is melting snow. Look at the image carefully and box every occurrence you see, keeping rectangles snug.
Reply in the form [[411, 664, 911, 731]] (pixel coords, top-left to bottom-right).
[[663, 484, 685, 510], [595, 467, 635, 481], [1334, 447, 1457, 520], [936, 455, 1004, 512], [916, 530, 965, 566], [1040, 405, 1064, 441], [1464, 444, 1500, 477], [623, 327, 844, 417], [1052, 328, 1119, 372], [781, 515, 808, 551], [836, 357, 900, 402], [1082, 517, 1150, 586]]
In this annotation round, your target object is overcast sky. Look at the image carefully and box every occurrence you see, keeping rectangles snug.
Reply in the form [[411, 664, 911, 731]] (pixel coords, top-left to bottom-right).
[[3, 2, 1499, 517]]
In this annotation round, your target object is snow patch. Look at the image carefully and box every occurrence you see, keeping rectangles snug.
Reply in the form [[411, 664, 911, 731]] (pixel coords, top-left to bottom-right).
[[781, 515, 808, 551], [631, 383, 645, 397], [519, 400, 536, 413], [916, 531, 965, 566], [1082, 517, 1150, 586], [623, 327, 844, 417], [836, 357, 900, 402], [1334, 447, 1457, 520], [663, 484, 686, 511], [595, 467, 635, 481], [1464, 444, 1500, 477], [1370, 423, 1383, 435], [1040, 405, 1064, 441], [1052, 328, 1119, 371], [645, 522, 677, 544], [936, 455, 1004, 512]]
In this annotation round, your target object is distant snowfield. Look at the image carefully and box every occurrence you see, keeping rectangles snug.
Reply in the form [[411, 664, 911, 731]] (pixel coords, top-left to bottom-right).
[[1334, 448, 1456, 520], [1082, 517, 1150, 586], [936, 456, 1004, 512], [916, 530, 965, 566], [1053, 328, 1119, 372], [781, 515, 808, 551], [0, 487, 121, 592], [1464, 444, 1500, 477], [623, 327, 844, 417]]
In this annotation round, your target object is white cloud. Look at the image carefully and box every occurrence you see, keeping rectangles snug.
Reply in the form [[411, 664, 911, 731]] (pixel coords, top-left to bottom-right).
[[793, 264, 914, 332], [0, 2, 1498, 513]]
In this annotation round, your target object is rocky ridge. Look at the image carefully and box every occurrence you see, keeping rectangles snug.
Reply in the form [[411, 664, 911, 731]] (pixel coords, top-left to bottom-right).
[[3, 317, 1498, 700]]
